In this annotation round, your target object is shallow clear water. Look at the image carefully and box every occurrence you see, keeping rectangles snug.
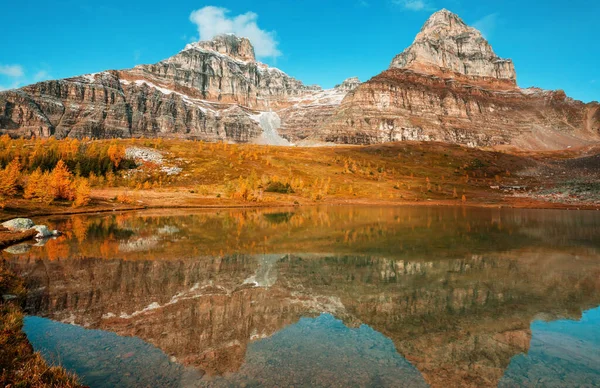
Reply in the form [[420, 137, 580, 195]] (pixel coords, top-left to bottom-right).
[[4, 206, 600, 387]]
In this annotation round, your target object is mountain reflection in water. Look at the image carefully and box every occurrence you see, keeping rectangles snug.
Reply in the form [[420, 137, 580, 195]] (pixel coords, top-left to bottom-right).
[[4, 206, 600, 387]]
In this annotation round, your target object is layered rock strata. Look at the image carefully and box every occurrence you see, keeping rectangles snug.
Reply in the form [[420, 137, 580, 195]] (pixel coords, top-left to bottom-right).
[[316, 10, 599, 149], [0, 35, 326, 142], [0, 11, 598, 149]]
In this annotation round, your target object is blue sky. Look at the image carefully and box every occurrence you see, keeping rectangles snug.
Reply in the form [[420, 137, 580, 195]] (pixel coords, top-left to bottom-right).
[[1, 0, 598, 102]]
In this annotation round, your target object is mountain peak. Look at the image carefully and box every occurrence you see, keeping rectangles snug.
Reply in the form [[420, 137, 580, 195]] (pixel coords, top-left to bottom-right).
[[390, 9, 516, 83], [185, 34, 256, 62], [335, 77, 361, 92], [424, 9, 464, 25]]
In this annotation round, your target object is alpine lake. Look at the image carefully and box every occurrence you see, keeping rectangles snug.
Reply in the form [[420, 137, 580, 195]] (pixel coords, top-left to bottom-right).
[[3, 206, 600, 387]]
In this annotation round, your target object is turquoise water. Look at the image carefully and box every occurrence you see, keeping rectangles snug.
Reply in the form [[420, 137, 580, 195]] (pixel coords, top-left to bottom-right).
[[4, 206, 600, 387], [501, 307, 600, 387]]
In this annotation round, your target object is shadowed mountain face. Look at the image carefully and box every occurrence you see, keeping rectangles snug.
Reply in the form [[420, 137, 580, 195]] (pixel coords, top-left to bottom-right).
[[1, 10, 598, 149], [4, 206, 600, 387]]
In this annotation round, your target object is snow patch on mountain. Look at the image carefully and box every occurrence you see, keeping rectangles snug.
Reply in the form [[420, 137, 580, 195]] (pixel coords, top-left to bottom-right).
[[250, 111, 292, 146]]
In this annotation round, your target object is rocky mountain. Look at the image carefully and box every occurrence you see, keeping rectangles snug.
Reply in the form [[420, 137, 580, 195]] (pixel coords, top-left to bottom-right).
[[0, 34, 329, 142], [317, 9, 599, 149], [0, 10, 598, 149], [390, 9, 516, 82]]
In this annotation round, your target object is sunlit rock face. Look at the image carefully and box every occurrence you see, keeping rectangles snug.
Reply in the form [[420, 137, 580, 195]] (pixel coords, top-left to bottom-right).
[[6, 207, 600, 387], [390, 9, 516, 82], [320, 9, 600, 149], [322, 69, 600, 148], [0, 34, 323, 143], [2, 10, 598, 149]]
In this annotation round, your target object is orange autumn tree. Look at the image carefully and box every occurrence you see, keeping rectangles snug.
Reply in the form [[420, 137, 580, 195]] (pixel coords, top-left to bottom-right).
[[0, 158, 22, 208], [0, 158, 22, 198], [50, 160, 75, 200], [73, 178, 91, 207], [107, 143, 126, 169], [24, 168, 54, 204]]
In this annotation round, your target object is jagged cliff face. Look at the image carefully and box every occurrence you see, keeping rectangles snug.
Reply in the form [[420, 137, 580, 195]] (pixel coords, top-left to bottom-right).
[[127, 34, 320, 109], [390, 9, 516, 82], [0, 11, 598, 149], [0, 34, 329, 142], [321, 69, 600, 148], [317, 10, 600, 149]]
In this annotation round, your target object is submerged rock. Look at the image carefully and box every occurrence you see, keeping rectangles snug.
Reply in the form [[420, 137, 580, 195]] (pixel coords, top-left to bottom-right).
[[3, 242, 32, 254]]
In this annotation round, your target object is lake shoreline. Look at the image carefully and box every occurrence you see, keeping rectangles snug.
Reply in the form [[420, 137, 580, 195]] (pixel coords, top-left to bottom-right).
[[0, 261, 84, 387], [2, 196, 599, 224]]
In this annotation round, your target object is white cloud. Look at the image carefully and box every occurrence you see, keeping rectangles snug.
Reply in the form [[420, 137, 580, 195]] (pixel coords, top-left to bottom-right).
[[189, 6, 281, 58], [393, 0, 434, 11], [33, 70, 51, 82], [0, 64, 24, 78], [473, 13, 498, 39]]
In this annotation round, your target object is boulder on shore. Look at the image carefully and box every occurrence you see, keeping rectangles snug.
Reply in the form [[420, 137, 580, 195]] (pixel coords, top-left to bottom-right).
[[1, 218, 35, 231], [32, 225, 54, 238]]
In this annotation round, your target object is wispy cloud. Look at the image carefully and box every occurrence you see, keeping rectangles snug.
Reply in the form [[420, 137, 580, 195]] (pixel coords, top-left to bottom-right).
[[0, 64, 24, 78], [591, 80, 597, 84], [0, 64, 54, 90], [392, 0, 434, 11], [472, 13, 499, 39], [357, 0, 370, 7], [33, 70, 51, 82], [189, 6, 281, 58]]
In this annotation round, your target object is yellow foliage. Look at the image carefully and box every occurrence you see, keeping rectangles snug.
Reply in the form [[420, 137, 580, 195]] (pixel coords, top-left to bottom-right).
[[107, 143, 126, 168], [73, 178, 91, 207], [24, 168, 54, 204], [0, 158, 22, 197], [116, 193, 135, 204], [50, 160, 75, 200]]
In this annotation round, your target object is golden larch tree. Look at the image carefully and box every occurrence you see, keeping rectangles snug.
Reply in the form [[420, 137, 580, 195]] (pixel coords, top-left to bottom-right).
[[73, 178, 91, 207], [107, 144, 125, 168], [50, 160, 75, 200], [0, 158, 22, 198]]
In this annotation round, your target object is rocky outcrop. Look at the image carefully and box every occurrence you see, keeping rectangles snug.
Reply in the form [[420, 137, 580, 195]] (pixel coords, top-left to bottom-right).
[[2, 218, 35, 231], [278, 78, 362, 143], [0, 35, 324, 142], [0, 12, 598, 150], [390, 9, 516, 82], [334, 77, 361, 92], [320, 68, 600, 148], [316, 10, 600, 149]]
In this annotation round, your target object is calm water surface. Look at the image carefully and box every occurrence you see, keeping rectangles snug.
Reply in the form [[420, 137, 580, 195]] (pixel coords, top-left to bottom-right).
[[3, 206, 600, 387]]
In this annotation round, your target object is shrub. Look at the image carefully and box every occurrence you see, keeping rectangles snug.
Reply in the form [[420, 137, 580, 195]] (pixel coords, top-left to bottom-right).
[[265, 181, 294, 194], [116, 193, 135, 204]]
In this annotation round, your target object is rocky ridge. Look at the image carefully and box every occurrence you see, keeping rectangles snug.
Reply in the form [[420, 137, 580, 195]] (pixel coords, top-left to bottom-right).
[[0, 34, 335, 143], [0, 10, 598, 149], [316, 10, 599, 148], [390, 9, 516, 82]]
